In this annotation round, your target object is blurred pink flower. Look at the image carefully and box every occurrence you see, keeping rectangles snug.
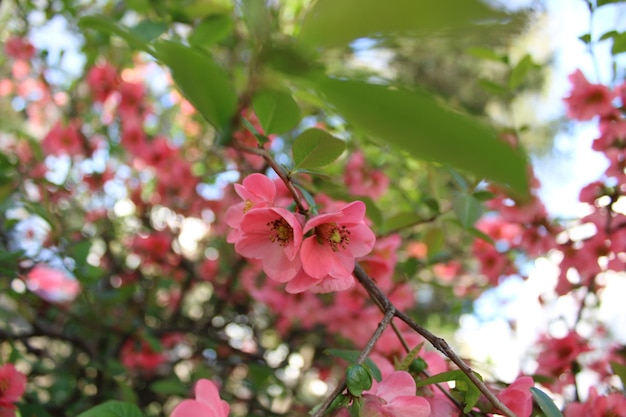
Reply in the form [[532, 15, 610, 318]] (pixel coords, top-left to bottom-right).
[[41, 120, 85, 157], [86, 62, 119, 103], [0, 363, 26, 417], [25, 264, 81, 303], [564, 386, 626, 417], [343, 151, 389, 199], [563, 69, 615, 121], [4, 37, 35, 61], [497, 376, 534, 417], [170, 379, 229, 417]]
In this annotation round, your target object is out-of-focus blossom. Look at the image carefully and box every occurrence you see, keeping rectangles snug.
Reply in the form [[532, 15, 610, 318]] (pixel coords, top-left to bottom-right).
[[4, 37, 35, 61], [41, 120, 85, 157], [24, 264, 81, 304], [564, 387, 626, 417], [563, 69, 615, 121], [343, 151, 389, 199], [496, 376, 534, 417], [0, 363, 26, 417], [170, 379, 229, 417]]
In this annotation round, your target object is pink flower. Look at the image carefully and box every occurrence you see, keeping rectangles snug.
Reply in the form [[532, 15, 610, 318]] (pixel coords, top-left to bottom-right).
[[170, 379, 229, 417], [564, 386, 626, 417], [4, 37, 35, 61], [25, 264, 81, 303], [300, 201, 376, 283], [86, 63, 119, 103], [536, 331, 591, 380], [0, 363, 26, 417], [497, 376, 534, 417], [41, 120, 85, 157], [362, 371, 430, 417], [563, 69, 615, 121], [226, 174, 276, 243], [344, 151, 389, 199], [234, 207, 303, 282]]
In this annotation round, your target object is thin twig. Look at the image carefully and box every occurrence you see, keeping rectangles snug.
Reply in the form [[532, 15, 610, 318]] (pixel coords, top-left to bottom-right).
[[312, 306, 396, 417]]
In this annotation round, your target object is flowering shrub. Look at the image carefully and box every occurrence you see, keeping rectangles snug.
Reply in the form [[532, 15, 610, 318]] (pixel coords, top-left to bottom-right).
[[0, 1, 625, 417]]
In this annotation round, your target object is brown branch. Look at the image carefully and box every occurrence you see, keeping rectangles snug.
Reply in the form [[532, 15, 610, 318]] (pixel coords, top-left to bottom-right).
[[353, 264, 518, 417]]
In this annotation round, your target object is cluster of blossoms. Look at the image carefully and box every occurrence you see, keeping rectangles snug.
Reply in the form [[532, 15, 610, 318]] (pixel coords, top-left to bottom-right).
[[226, 173, 376, 293]]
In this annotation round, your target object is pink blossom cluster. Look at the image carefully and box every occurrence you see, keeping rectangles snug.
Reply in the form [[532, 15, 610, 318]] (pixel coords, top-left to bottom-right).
[[227, 173, 376, 293], [556, 69, 626, 295]]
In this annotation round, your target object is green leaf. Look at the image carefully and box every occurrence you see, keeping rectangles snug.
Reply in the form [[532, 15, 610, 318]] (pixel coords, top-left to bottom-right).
[[324, 349, 382, 382], [346, 364, 372, 397], [468, 226, 494, 244], [398, 342, 424, 371], [188, 15, 233, 47], [130, 20, 167, 43], [152, 40, 236, 130], [76, 401, 143, 417], [611, 32, 626, 55], [478, 78, 508, 95], [415, 369, 482, 413], [466, 47, 507, 63], [299, 0, 508, 48], [383, 212, 426, 234], [452, 194, 484, 229], [530, 387, 564, 417], [359, 196, 384, 230], [598, 0, 626, 6], [316, 78, 529, 195], [509, 54, 534, 90], [578, 33, 592, 44], [292, 128, 345, 169], [600, 30, 619, 41], [252, 90, 300, 134], [78, 15, 151, 52], [424, 227, 445, 259], [611, 361, 626, 391], [150, 378, 189, 396], [19, 403, 54, 417]]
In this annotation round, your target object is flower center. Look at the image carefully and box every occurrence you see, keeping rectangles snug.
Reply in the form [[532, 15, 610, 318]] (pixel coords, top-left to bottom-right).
[[243, 200, 253, 213], [317, 223, 350, 252], [267, 218, 293, 247]]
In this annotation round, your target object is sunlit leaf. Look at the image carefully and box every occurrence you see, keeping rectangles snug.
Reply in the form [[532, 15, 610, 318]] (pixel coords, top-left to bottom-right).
[[466, 47, 508, 63], [299, 0, 508, 48], [292, 128, 346, 169], [189, 15, 233, 47], [253, 90, 300, 134], [152, 40, 237, 130], [509, 54, 535, 89], [611, 32, 626, 55], [78, 15, 151, 52], [316, 78, 529, 195]]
